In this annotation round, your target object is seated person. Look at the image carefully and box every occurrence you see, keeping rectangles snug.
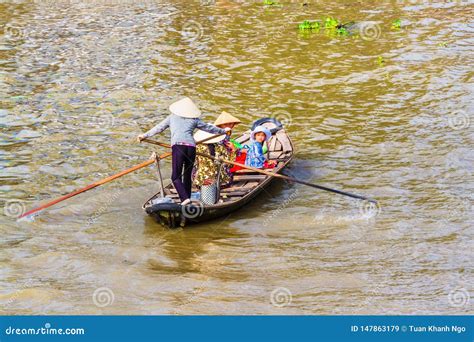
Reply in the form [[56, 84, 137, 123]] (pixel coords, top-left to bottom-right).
[[243, 126, 276, 169], [193, 111, 242, 187]]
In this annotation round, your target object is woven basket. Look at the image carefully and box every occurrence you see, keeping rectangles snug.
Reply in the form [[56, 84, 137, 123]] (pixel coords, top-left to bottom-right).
[[200, 182, 218, 205], [199, 162, 224, 205]]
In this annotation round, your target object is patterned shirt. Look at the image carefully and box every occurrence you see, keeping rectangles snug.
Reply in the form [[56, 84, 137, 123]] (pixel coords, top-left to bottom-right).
[[193, 142, 236, 187]]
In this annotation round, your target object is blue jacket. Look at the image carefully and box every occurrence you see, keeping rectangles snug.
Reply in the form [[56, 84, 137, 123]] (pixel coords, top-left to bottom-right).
[[244, 140, 266, 168]]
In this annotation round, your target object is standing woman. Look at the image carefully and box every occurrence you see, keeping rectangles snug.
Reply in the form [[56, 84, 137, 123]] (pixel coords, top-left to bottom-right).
[[137, 97, 229, 205]]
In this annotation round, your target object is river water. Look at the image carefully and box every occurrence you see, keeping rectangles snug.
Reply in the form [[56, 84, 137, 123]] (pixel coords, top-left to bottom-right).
[[1, 0, 473, 314]]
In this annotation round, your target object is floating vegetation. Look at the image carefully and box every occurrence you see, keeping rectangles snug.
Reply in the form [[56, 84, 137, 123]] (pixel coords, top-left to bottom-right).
[[335, 27, 349, 36], [263, 0, 280, 5], [376, 56, 385, 66], [298, 17, 352, 37], [391, 19, 402, 30], [437, 42, 449, 47], [297, 17, 405, 40], [298, 20, 321, 31], [324, 17, 339, 29]]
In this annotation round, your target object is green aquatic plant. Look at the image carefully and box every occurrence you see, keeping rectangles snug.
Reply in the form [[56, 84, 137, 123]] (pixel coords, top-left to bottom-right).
[[336, 27, 349, 36], [391, 19, 402, 29], [437, 42, 449, 47], [263, 0, 279, 5], [324, 16, 339, 29], [298, 20, 320, 31], [376, 56, 385, 66], [297, 17, 352, 38]]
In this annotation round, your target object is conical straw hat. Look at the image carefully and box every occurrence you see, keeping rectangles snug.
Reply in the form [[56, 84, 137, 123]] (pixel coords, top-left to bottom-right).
[[193, 130, 226, 144], [169, 97, 201, 118], [214, 111, 241, 126]]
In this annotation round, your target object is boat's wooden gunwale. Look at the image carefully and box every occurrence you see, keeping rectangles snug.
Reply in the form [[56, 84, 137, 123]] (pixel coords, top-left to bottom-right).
[[143, 123, 294, 226]]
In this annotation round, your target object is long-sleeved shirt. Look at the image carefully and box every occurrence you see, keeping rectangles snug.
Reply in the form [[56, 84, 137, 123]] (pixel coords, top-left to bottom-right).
[[143, 114, 226, 146], [244, 140, 266, 168]]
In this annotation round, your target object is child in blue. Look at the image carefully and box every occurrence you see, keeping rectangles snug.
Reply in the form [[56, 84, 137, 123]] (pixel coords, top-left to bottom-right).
[[244, 126, 276, 169]]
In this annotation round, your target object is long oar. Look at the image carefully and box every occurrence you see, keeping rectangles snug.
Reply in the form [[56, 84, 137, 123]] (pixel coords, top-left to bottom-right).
[[18, 153, 169, 219], [19, 133, 225, 219], [143, 138, 378, 204]]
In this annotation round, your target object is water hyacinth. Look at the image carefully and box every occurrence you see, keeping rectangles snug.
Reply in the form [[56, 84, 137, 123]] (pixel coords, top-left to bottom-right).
[[263, 0, 279, 5], [335, 27, 349, 36], [391, 19, 402, 29], [298, 17, 350, 36], [324, 17, 339, 29], [298, 20, 321, 31], [376, 56, 385, 66]]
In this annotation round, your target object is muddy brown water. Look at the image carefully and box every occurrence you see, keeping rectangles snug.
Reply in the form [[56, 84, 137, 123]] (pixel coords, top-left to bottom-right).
[[0, 1, 472, 314]]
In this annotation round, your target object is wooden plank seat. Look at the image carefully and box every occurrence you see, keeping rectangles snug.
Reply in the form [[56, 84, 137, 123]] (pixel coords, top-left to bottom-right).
[[234, 169, 261, 174], [166, 190, 248, 198], [233, 175, 267, 181]]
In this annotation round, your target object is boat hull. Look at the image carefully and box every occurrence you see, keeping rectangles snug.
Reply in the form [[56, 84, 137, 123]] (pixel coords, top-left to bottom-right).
[[143, 118, 294, 228], [145, 177, 276, 228]]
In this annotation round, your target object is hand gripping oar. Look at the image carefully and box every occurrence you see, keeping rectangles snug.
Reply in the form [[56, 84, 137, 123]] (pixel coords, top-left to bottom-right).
[[19, 132, 226, 219], [143, 138, 378, 204]]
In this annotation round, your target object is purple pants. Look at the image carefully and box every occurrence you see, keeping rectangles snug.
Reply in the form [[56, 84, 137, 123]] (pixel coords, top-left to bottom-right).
[[171, 144, 196, 202]]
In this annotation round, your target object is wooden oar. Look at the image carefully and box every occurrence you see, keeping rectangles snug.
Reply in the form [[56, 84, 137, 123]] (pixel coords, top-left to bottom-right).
[[19, 132, 226, 219], [19, 153, 170, 219], [143, 138, 378, 204]]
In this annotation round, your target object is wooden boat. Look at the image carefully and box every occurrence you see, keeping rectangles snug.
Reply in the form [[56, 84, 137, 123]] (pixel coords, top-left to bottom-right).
[[142, 118, 294, 228]]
